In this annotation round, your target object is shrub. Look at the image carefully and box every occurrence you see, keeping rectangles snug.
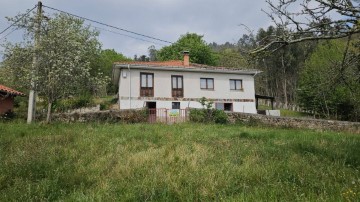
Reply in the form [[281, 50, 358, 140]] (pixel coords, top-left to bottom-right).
[[100, 103, 108, 111], [0, 110, 15, 121], [118, 109, 148, 123], [13, 97, 28, 119], [189, 108, 207, 123], [53, 95, 95, 112], [213, 109, 228, 124], [189, 108, 228, 124], [99, 97, 118, 111], [189, 97, 229, 124]]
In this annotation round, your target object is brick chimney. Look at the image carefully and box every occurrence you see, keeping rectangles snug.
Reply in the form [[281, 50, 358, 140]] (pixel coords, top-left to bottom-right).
[[183, 51, 190, 67]]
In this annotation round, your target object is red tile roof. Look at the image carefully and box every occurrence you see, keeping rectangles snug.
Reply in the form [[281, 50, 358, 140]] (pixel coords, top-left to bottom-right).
[[0, 85, 25, 96], [114, 60, 240, 70], [114, 60, 186, 67]]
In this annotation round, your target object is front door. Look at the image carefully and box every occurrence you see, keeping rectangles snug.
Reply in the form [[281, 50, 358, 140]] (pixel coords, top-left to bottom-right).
[[146, 102, 156, 122]]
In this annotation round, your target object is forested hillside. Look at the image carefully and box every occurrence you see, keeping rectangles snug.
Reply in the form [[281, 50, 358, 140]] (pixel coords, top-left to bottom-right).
[[150, 0, 360, 121], [146, 30, 359, 121], [213, 30, 359, 121]]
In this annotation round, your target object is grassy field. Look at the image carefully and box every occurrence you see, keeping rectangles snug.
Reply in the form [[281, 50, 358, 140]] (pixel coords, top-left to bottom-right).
[[0, 122, 359, 201], [257, 105, 312, 118]]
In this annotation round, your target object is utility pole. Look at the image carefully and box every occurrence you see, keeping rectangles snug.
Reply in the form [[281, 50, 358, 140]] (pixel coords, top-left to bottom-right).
[[27, 1, 42, 124]]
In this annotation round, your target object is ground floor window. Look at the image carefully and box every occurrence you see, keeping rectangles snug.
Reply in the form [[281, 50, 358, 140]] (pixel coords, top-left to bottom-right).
[[146, 102, 156, 109], [172, 102, 180, 109], [215, 103, 233, 111]]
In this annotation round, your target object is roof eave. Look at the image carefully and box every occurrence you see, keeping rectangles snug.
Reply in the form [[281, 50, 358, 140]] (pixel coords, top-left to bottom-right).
[[113, 64, 261, 75], [0, 91, 25, 97]]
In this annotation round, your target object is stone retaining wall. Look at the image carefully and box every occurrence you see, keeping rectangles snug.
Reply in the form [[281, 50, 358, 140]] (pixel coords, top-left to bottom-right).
[[50, 110, 359, 134], [227, 112, 360, 134], [51, 109, 148, 123]]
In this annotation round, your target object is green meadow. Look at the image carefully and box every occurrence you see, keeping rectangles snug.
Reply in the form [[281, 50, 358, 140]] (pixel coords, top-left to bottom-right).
[[0, 122, 359, 201]]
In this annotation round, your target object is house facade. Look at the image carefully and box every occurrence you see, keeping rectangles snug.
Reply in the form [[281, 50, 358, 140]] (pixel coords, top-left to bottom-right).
[[0, 85, 25, 115], [112, 53, 260, 113]]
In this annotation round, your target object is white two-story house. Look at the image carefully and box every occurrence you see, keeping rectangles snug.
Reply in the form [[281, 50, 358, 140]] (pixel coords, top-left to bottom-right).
[[112, 52, 261, 114]]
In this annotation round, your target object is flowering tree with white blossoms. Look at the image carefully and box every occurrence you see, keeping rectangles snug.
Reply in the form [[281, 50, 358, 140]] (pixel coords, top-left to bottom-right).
[[2, 13, 108, 122]]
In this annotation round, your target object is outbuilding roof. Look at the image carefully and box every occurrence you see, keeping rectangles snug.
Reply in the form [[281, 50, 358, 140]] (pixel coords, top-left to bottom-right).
[[0, 85, 25, 96]]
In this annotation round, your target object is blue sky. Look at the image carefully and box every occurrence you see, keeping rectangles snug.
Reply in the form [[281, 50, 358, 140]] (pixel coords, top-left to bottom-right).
[[0, 0, 273, 58]]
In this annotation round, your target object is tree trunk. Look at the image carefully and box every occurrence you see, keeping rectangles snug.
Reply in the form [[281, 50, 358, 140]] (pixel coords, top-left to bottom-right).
[[263, 58, 270, 96], [46, 102, 52, 123], [281, 53, 288, 107]]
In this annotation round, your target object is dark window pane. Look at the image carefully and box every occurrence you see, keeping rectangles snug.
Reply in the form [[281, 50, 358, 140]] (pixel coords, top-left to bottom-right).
[[172, 102, 180, 109], [224, 103, 232, 111]]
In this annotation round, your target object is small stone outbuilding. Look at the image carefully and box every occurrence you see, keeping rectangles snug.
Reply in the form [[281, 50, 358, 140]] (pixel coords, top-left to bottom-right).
[[0, 85, 25, 114]]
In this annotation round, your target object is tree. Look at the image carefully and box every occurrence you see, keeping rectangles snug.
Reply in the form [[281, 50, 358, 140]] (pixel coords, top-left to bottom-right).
[[252, 0, 360, 53], [91, 49, 131, 94], [148, 45, 158, 61], [157, 33, 218, 66], [92, 49, 130, 75], [2, 13, 106, 122], [255, 27, 317, 105], [209, 41, 249, 68], [298, 38, 360, 121], [234, 26, 316, 105], [215, 49, 248, 68]]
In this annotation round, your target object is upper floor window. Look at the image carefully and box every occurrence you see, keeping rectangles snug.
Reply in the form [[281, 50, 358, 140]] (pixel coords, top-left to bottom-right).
[[140, 73, 154, 97], [200, 78, 214, 90], [230, 79, 243, 90], [172, 75, 183, 97]]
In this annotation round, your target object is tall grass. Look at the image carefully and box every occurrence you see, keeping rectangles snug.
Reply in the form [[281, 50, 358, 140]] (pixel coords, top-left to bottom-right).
[[0, 122, 359, 201]]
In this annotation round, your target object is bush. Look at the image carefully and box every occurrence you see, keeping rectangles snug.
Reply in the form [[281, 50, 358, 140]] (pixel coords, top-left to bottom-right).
[[53, 95, 95, 112], [189, 109, 207, 123], [189, 97, 228, 124], [0, 110, 15, 121], [118, 109, 148, 123], [13, 97, 28, 119], [100, 103, 108, 111], [189, 108, 228, 124], [213, 110, 228, 124]]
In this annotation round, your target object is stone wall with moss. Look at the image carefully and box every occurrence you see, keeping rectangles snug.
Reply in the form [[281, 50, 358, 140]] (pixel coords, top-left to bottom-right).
[[51, 109, 148, 123], [227, 112, 360, 134], [50, 109, 359, 134]]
